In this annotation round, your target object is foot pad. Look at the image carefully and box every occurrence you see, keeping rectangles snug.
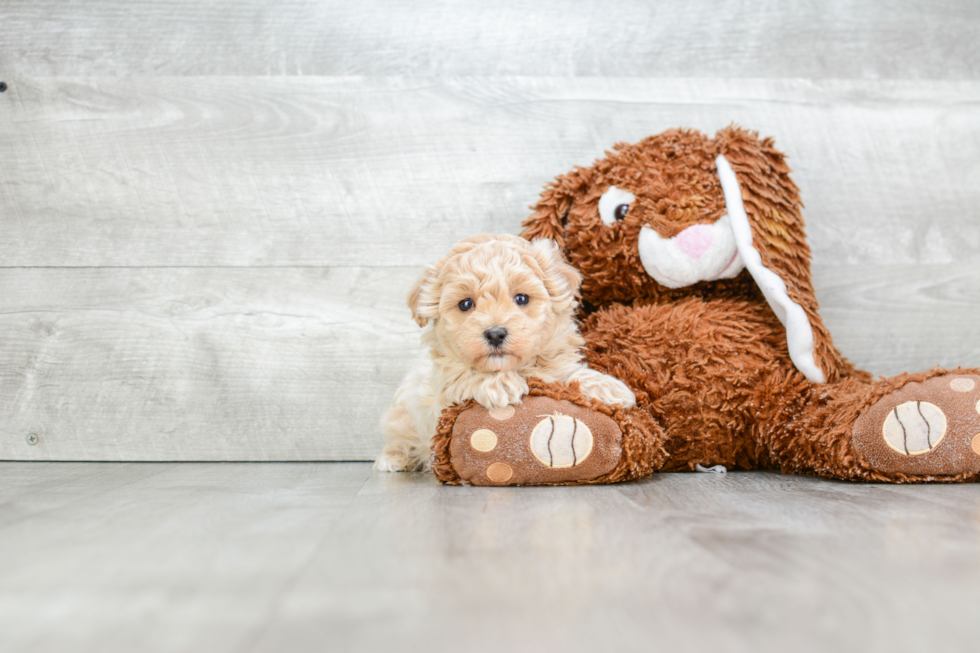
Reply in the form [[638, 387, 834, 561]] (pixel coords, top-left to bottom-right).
[[881, 401, 946, 455], [853, 374, 980, 477], [448, 396, 623, 486], [529, 415, 594, 468]]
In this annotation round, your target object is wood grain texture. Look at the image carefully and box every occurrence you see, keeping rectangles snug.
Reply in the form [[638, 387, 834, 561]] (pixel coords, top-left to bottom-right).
[[814, 264, 980, 378], [0, 462, 373, 653], [2, 77, 979, 267], [3, 463, 980, 652], [0, 267, 423, 461], [0, 264, 976, 461], [3, 1, 979, 78]]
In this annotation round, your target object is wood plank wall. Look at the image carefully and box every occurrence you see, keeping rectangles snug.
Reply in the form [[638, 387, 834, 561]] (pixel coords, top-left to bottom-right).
[[1, 1, 979, 461]]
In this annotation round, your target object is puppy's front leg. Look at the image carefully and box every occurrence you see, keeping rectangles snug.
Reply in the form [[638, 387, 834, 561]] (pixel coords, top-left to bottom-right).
[[376, 369, 438, 472], [376, 401, 431, 472], [568, 367, 636, 408]]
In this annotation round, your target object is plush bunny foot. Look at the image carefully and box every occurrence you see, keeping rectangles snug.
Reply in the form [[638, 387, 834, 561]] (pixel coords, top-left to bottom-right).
[[430, 380, 667, 486], [852, 373, 980, 478]]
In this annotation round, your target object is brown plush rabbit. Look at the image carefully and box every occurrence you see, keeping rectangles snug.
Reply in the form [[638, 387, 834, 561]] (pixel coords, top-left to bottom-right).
[[434, 126, 980, 485]]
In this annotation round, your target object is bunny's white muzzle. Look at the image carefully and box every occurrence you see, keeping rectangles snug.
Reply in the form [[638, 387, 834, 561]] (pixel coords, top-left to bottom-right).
[[637, 213, 745, 289]]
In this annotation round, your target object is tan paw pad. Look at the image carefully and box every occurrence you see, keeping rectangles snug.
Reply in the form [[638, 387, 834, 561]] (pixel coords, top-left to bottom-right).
[[488, 405, 515, 421], [530, 415, 593, 468], [972, 434, 980, 457], [485, 462, 513, 483], [470, 429, 498, 452], [950, 378, 976, 393], [882, 401, 946, 456]]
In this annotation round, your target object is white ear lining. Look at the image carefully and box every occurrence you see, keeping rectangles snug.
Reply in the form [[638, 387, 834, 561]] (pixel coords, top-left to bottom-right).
[[715, 154, 826, 384]]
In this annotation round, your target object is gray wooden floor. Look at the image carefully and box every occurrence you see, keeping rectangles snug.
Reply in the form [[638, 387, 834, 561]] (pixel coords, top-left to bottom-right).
[[2, 462, 979, 653]]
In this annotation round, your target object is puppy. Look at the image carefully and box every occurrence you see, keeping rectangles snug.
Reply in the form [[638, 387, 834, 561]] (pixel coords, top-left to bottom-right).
[[375, 234, 636, 472]]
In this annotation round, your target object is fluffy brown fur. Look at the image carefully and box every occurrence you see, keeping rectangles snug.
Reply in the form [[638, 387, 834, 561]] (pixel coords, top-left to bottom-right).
[[517, 125, 980, 483]]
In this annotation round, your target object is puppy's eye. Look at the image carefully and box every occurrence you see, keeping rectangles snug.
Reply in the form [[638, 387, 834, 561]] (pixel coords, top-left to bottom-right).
[[458, 298, 474, 312], [598, 185, 636, 226], [514, 294, 529, 306]]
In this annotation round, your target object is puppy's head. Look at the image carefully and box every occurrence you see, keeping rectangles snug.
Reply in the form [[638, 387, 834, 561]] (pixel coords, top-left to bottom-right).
[[408, 234, 580, 373]]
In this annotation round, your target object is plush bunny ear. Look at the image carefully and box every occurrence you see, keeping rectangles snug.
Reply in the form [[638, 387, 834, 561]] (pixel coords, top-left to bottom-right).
[[714, 126, 848, 384], [521, 167, 594, 247]]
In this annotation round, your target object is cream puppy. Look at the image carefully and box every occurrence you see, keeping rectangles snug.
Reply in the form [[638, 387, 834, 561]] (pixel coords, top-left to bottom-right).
[[376, 234, 636, 472]]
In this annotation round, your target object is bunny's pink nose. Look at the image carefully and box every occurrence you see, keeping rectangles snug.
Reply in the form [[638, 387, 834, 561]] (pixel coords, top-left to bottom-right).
[[674, 224, 714, 259]]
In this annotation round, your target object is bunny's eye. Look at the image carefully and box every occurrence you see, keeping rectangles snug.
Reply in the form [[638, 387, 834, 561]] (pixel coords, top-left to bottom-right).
[[598, 186, 636, 225]]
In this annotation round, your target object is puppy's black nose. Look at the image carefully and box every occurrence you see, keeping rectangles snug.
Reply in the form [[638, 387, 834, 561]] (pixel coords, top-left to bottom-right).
[[484, 327, 508, 348]]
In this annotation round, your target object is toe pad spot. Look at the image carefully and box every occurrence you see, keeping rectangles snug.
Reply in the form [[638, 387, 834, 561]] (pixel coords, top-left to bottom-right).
[[470, 429, 498, 452], [486, 462, 513, 483], [488, 405, 515, 421], [950, 378, 976, 393]]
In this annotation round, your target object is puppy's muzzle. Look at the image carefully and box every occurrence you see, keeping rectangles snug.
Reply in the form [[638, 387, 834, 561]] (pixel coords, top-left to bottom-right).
[[483, 327, 508, 348]]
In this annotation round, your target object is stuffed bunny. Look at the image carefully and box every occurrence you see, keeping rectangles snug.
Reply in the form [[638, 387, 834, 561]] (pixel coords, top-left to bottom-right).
[[435, 126, 980, 485]]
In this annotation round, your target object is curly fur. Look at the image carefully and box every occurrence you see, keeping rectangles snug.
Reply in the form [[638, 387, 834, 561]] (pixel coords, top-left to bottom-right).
[[376, 234, 635, 472]]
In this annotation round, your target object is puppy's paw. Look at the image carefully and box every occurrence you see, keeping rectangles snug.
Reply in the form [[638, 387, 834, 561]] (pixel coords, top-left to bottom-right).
[[594, 379, 637, 408], [575, 371, 636, 408], [374, 448, 428, 473], [607, 381, 637, 408]]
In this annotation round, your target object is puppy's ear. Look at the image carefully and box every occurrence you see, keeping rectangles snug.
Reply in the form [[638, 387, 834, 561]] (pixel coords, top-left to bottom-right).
[[407, 265, 440, 327], [409, 237, 501, 326], [521, 167, 594, 247], [528, 238, 581, 314]]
